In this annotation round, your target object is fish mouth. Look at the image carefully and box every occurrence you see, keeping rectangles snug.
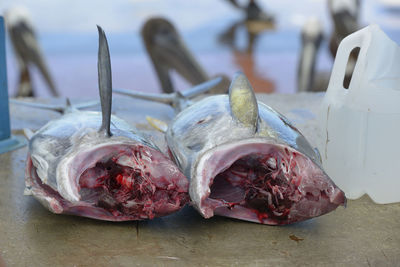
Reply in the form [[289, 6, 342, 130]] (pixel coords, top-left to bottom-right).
[[191, 139, 346, 225], [26, 143, 189, 221]]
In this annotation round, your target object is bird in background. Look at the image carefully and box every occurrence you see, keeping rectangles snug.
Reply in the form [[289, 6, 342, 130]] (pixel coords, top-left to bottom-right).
[[297, 0, 361, 92], [5, 6, 59, 97], [141, 17, 229, 94]]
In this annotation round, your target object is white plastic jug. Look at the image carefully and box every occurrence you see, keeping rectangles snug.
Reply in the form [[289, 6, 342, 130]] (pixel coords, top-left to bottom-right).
[[318, 24, 400, 204]]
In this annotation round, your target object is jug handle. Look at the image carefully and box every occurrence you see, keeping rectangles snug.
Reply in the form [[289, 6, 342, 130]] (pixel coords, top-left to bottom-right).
[[328, 27, 370, 93]]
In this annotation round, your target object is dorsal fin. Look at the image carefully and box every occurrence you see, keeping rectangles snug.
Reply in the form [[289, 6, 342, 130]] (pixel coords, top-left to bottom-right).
[[229, 72, 259, 131], [97, 25, 112, 137]]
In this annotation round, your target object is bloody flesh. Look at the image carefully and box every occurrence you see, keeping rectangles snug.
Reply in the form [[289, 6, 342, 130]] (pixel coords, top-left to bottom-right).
[[208, 149, 338, 224], [25, 142, 189, 221], [79, 147, 188, 219]]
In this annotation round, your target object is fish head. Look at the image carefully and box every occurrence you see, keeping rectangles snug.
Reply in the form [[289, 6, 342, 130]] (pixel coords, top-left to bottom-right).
[[24, 26, 189, 221], [168, 72, 346, 225], [25, 113, 189, 221], [191, 139, 346, 225]]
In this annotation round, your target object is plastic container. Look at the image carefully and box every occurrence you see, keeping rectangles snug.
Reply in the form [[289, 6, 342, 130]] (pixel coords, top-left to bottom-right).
[[318, 24, 400, 204]]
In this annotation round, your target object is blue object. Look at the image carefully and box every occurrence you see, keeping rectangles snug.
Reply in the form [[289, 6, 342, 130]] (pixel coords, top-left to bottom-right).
[[0, 16, 26, 154]]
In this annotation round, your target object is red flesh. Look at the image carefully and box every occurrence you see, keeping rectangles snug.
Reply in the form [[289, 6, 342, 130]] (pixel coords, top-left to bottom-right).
[[79, 147, 188, 219], [202, 144, 346, 225], [25, 144, 189, 221], [209, 153, 304, 223]]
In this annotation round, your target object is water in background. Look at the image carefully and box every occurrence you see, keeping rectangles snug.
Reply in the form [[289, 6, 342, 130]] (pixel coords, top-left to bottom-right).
[[1, 0, 400, 97]]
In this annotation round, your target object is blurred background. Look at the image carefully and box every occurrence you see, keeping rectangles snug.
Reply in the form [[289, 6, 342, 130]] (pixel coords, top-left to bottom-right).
[[1, 0, 400, 97]]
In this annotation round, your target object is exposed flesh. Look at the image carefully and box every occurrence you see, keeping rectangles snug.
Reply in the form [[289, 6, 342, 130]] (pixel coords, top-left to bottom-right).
[[200, 144, 345, 225], [79, 146, 188, 219], [26, 144, 189, 221]]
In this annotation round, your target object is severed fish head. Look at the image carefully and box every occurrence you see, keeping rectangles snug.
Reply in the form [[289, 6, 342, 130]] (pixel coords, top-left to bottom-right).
[[25, 113, 189, 221], [167, 72, 346, 225], [24, 26, 189, 221]]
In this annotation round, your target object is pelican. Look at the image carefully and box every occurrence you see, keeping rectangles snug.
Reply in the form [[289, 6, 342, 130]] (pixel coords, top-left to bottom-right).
[[329, 0, 361, 88], [221, 0, 274, 46], [141, 17, 229, 94], [297, 18, 328, 92], [225, 0, 274, 23], [328, 0, 361, 57], [5, 6, 58, 97], [297, 0, 361, 92]]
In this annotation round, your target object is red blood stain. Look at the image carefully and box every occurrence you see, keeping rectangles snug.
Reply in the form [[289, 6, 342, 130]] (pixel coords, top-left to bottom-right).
[[78, 147, 188, 219]]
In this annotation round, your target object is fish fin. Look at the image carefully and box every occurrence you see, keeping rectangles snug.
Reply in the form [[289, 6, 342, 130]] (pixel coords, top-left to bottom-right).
[[9, 99, 64, 113], [23, 128, 34, 140], [97, 25, 112, 137], [228, 72, 259, 131], [146, 116, 168, 133]]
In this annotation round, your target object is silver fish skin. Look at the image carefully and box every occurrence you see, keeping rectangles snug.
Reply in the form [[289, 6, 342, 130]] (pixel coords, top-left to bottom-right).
[[24, 26, 188, 221], [166, 72, 346, 225]]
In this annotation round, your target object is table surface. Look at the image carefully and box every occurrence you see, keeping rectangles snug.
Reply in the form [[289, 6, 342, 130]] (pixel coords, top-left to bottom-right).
[[1, 93, 399, 266]]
